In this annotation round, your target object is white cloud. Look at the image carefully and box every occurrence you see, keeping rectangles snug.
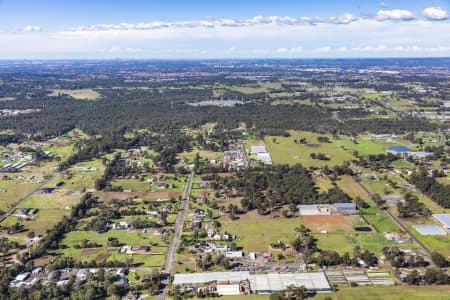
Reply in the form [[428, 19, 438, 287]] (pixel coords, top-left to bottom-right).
[[22, 25, 41, 32], [276, 46, 303, 54], [311, 46, 332, 53], [70, 13, 359, 33], [422, 7, 448, 21], [376, 9, 415, 21]]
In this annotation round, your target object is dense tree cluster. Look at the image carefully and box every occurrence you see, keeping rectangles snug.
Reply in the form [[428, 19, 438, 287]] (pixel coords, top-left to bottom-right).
[[409, 170, 450, 208]]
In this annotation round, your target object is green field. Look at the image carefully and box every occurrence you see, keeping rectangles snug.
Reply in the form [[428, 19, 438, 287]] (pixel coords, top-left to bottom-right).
[[265, 131, 356, 167], [194, 285, 449, 300], [59, 230, 168, 267], [315, 232, 397, 255], [0, 177, 41, 211], [221, 217, 301, 252], [408, 222, 450, 257]]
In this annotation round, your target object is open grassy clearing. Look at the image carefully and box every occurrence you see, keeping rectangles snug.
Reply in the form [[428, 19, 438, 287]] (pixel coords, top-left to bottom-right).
[[312, 285, 450, 300], [314, 176, 334, 193], [59, 230, 168, 267], [195, 285, 450, 300], [0, 177, 41, 211], [336, 175, 371, 202], [51, 89, 101, 100], [403, 218, 450, 257], [220, 217, 301, 252], [336, 176, 400, 233], [315, 232, 400, 255], [265, 131, 355, 167]]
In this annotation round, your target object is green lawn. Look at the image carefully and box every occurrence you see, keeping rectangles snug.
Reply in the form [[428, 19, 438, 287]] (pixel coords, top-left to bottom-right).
[[408, 222, 450, 257], [313, 285, 449, 300], [195, 285, 448, 300], [265, 131, 355, 167], [221, 217, 301, 252], [0, 177, 41, 211], [315, 232, 397, 255]]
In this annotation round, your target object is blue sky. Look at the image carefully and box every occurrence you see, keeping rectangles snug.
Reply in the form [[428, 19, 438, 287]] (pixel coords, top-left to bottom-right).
[[0, 0, 449, 58]]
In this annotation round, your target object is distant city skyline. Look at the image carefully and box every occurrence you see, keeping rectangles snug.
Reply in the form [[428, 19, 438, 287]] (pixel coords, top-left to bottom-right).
[[1, 0, 449, 59]]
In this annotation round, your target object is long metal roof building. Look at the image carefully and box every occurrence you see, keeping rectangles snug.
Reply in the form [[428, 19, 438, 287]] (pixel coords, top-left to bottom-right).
[[173, 271, 331, 294]]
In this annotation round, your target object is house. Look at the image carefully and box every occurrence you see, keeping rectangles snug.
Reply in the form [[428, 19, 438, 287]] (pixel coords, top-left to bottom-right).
[[57, 279, 69, 287], [76, 269, 91, 281], [225, 251, 243, 259], [381, 194, 404, 206], [27, 235, 43, 245], [15, 272, 30, 282], [120, 246, 132, 254], [116, 268, 128, 276], [113, 221, 131, 230], [207, 229, 215, 238], [210, 244, 229, 253], [132, 246, 151, 254], [249, 252, 257, 260], [192, 220, 201, 229], [116, 277, 128, 286], [14, 208, 36, 219]]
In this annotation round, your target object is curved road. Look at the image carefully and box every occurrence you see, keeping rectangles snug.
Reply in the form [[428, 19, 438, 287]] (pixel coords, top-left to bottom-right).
[[158, 172, 193, 300]]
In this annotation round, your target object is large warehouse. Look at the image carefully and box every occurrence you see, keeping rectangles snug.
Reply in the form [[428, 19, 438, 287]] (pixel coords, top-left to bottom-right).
[[249, 272, 331, 294], [433, 214, 450, 230], [173, 271, 331, 295]]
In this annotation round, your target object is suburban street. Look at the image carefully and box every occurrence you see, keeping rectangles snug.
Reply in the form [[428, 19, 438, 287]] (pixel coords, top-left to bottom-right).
[[158, 172, 193, 300]]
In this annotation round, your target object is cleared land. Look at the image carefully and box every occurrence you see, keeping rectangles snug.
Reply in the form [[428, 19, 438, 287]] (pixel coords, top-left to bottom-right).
[[303, 215, 354, 233], [265, 131, 355, 167], [96, 191, 181, 202], [220, 217, 301, 252], [51, 89, 101, 100]]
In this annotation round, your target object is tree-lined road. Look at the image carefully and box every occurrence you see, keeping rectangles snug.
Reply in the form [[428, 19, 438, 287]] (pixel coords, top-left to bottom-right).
[[158, 172, 193, 300]]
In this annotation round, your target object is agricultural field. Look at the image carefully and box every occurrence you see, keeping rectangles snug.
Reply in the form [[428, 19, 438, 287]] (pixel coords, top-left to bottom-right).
[[51, 89, 101, 100], [265, 131, 356, 167], [0, 175, 42, 211], [315, 232, 401, 255], [58, 230, 168, 268], [220, 216, 301, 252]]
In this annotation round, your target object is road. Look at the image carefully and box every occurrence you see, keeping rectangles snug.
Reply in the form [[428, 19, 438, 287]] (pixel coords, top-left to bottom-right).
[[158, 172, 193, 300], [354, 178, 433, 258], [0, 174, 56, 224]]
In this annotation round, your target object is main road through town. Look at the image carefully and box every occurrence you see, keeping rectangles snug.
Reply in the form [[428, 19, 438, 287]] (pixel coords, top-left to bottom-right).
[[158, 172, 193, 300]]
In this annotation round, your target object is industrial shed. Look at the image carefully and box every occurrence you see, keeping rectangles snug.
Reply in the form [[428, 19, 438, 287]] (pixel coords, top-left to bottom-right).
[[173, 271, 331, 295], [251, 145, 268, 154], [334, 203, 357, 213], [297, 205, 330, 216], [433, 214, 450, 230], [249, 272, 331, 294], [216, 284, 240, 295], [173, 271, 250, 285], [412, 224, 446, 236]]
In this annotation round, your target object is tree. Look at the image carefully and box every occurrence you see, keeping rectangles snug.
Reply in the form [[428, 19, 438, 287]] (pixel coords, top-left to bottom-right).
[[406, 270, 420, 285], [431, 251, 449, 268]]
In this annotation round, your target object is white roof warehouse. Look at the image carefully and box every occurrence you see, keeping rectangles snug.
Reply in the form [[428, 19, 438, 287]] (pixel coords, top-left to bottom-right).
[[173, 271, 331, 294]]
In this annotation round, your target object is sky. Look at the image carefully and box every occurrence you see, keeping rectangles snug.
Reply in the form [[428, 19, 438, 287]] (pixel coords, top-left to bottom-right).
[[0, 0, 450, 59]]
